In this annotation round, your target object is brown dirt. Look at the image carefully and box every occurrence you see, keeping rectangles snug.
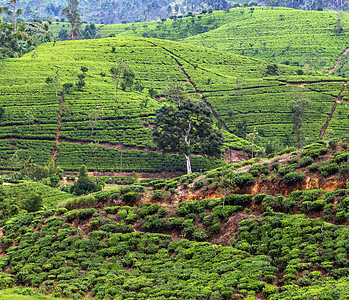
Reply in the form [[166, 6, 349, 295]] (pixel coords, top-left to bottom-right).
[[222, 149, 250, 164], [326, 47, 349, 74], [211, 213, 259, 246]]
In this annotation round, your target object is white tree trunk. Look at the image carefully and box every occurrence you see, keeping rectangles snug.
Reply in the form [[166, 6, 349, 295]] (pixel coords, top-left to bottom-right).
[[184, 154, 192, 174]]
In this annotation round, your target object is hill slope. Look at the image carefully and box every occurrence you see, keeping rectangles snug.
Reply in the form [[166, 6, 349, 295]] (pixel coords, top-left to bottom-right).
[[0, 139, 348, 299], [0, 37, 348, 173], [100, 7, 349, 76]]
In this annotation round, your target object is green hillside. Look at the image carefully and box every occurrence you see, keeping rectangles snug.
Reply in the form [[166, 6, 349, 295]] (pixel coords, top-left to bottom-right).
[[0, 139, 348, 299], [0, 181, 72, 210], [100, 7, 349, 76], [1, 37, 348, 173]]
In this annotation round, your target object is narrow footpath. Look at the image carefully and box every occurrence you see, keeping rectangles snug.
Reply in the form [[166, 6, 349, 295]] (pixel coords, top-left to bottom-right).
[[319, 81, 348, 140], [326, 47, 349, 74]]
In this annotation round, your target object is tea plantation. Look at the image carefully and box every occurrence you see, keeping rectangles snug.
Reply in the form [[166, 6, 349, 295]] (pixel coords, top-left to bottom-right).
[[1, 37, 348, 173], [0, 138, 348, 299], [100, 7, 349, 76]]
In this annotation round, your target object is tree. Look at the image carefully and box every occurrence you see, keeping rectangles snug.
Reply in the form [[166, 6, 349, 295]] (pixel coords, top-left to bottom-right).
[[110, 60, 132, 103], [153, 98, 224, 174], [3, 0, 24, 34], [61, 0, 82, 40], [22, 191, 42, 212], [289, 99, 311, 148], [25, 19, 54, 43], [247, 127, 259, 158], [70, 165, 102, 195], [336, 12, 344, 35], [162, 81, 187, 107], [89, 105, 103, 136], [25, 106, 35, 129]]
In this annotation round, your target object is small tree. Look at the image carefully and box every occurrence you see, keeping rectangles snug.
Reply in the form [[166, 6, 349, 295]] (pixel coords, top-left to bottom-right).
[[217, 170, 235, 207], [70, 165, 101, 195], [8, 151, 21, 170], [22, 191, 43, 212], [110, 60, 132, 103], [53, 68, 61, 97], [61, 0, 82, 40], [153, 98, 224, 174], [336, 12, 344, 35], [247, 127, 259, 158], [25, 106, 35, 129], [89, 105, 103, 136], [289, 99, 311, 148]]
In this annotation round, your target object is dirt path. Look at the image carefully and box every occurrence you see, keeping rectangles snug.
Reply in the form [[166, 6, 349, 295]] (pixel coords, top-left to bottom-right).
[[94, 25, 105, 39], [326, 47, 349, 74], [175, 64, 232, 133], [319, 81, 348, 140], [52, 94, 64, 164]]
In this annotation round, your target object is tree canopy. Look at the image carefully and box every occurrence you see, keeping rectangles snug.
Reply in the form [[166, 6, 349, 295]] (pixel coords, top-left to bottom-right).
[[153, 98, 224, 174], [62, 0, 82, 40]]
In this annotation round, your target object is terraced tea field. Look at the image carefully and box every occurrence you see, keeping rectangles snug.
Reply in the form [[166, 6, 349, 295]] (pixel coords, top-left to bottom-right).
[[0, 37, 348, 172], [99, 7, 349, 76]]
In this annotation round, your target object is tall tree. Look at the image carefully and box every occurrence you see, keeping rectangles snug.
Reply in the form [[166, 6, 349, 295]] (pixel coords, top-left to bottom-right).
[[289, 99, 311, 148], [153, 98, 224, 174], [89, 105, 103, 137], [110, 60, 132, 103], [3, 0, 24, 34], [61, 0, 82, 40]]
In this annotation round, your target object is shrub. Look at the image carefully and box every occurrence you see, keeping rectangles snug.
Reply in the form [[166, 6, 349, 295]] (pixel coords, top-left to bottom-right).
[[282, 172, 305, 186], [64, 210, 78, 222], [140, 203, 160, 217], [21, 192, 43, 212], [254, 194, 266, 205], [233, 173, 255, 186], [78, 208, 95, 220], [298, 156, 314, 168], [193, 180, 204, 189], [152, 190, 164, 200], [308, 163, 319, 173], [122, 192, 140, 203], [319, 162, 338, 177]]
